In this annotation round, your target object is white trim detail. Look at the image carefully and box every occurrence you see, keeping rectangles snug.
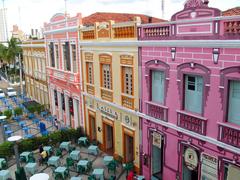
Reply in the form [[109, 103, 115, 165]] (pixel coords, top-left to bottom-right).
[[83, 92, 240, 154]]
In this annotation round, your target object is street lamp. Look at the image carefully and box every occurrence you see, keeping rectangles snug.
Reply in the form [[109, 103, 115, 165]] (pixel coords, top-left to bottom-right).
[[8, 135, 22, 168], [0, 115, 6, 142]]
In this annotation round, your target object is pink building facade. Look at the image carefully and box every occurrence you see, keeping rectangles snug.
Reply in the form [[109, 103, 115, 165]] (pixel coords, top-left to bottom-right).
[[139, 0, 240, 179], [44, 13, 83, 129]]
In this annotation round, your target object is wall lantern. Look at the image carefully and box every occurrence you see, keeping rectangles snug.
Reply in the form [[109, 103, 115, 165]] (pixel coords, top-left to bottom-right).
[[171, 47, 176, 61], [97, 127, 102, 132], [212, 48, 220, 64]]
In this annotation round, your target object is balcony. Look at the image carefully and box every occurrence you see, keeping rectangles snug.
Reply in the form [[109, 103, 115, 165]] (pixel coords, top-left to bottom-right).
[[101, 88, 113, 102], [145, 101, 168, 121], [142, 26, 170, 40], [47, 67, 80, 83], [82, 30, 95, 40], [177, 110, 207, 135], [224, 21, 240, 35], [113, 26, 135, 39], [122, 95, 134, 109], [218, 122, 240, 148], [86, 84, 95, 95]]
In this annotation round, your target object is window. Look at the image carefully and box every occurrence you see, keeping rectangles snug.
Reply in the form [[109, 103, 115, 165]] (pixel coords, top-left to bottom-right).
[[49, 42, 55, 67], [224, 163, 240, 180], [184, 75, 203, 114], [61, 93, 65, 111], [86, 62, 94, 84], [55, 44, 59, 69], [62, 42, 71, 71], [54, 90, 58, 106], [228, 80, 240, 125], [122, 67, 133, 95], [151, 71, 165, 104], [71, 44, 77, 73], [101, 64, 112, 89], [69, 97, 74, 115], [151, 132, 163, 179]]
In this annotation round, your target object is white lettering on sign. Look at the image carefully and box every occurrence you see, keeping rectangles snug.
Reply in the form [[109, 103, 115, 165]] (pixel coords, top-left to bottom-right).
[[200, 153, 218, 180], [96, 103, 119, 120]]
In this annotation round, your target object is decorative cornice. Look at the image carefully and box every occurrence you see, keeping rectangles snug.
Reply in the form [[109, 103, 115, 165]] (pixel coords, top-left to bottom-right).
[[44, 26, 79, 35], [79, 40, 240, 48], [83, 91, 240, 154], [20, 44, 46, 48]]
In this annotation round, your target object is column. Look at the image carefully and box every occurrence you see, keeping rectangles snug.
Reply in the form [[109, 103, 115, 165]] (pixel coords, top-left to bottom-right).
[[73, 98, 80, 128], [64, 95, 70, 127], [50, 88, 56, 115], [57, 91, 63, 121]]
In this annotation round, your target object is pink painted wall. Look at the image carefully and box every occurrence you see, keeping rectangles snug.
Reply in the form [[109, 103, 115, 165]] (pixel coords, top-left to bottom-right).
[[140, 46, 240, 179], [44, 13, 83, 128]]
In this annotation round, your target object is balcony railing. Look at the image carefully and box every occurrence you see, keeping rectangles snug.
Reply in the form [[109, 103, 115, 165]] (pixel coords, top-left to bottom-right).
[[224, 21, 240, 35], [142, 26, 170, 40], [146, 101, 168, 121], [218, 122, 240, 148], [113, 26, 135, 39], [122, 95, 134, 109], [82, 30, 95, 40], [86, 84, 95, 95], [177, 110, 207, 135], [101, 88, 113, 102]]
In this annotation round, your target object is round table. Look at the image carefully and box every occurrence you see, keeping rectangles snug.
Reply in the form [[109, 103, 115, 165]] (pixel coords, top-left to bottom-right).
[[8, 135, 22, 142], [30, 173, 49, 180], [0, 116, 6, 120]]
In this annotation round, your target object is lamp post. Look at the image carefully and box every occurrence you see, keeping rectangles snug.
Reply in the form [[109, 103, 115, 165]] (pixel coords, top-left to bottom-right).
[[0, 115, 6, 142], [8, 135, 22, 168]]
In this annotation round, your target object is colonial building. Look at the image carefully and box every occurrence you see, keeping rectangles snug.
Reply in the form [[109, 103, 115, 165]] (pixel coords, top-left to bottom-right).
[[44, 13, 83, 128], [22, 40, 49, 106], [80, 13, 162, 173], [138, 0, 240, 179]]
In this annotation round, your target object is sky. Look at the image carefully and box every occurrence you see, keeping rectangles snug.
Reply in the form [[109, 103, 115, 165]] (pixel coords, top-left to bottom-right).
[[2, 0, 240, 35]]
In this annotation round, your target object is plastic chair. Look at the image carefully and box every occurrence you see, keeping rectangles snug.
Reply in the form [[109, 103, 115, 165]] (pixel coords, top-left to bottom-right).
[[88, 175, 96, 180], [54, 172, 64, 180], [87, 161, 93, 172], [55, 148, 62, 157], [107, 161, 117, 174], [66, 157, 74, 169]]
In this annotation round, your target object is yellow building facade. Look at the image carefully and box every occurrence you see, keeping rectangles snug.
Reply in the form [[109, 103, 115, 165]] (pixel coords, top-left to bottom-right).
[[22, 40, 49, 106], [80, 18, 141, 172]]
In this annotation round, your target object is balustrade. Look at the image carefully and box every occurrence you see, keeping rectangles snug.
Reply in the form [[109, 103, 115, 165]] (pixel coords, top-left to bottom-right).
[[143, 26, 170, 39], [146, 101, 168, 121], [224, 21, 240, 34], [101, 88, 113, 102], [122, 95, 134, 109]]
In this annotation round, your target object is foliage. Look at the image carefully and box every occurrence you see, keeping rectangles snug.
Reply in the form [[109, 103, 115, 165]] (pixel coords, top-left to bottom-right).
[[35, 104, 45, 115], [3, 109, 12, 119], [0, 142, 13, 158], [14, 107, 23, 116], [27, 105, 36, 114], [0, 128, 84, 158]]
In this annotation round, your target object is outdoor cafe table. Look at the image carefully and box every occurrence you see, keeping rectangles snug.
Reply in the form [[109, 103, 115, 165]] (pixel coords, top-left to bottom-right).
[[71, 177, 82, 180], [25, 162, 37, 175], [30, 173, 49, 180], [78, 137, 88, 146], [54, 166, 68, 179], [0, 170, 11, 180], [47, 156, 60, 167], [77, 160, 89, 171], [0, 159, 5, 169], [103, 156, 113, 165], [43, 146, 52, 155], [136, 175, 145, 180], [20, 151, 31, 162], [70, 150, 80, 161], [88, 145, 99, 155], [60, 141, 71, 151], [92, 168, 104, 180]]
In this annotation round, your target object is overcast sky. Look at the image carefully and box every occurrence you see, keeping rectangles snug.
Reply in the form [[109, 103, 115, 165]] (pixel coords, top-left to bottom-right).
[[2, 0, 240, 34]]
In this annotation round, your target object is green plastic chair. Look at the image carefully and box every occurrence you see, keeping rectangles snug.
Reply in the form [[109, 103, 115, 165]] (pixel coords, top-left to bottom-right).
[[54, 172, 64, 180], [109, 175, 116, 180], [55, 148, 62, 157], [87, 161, 93, 172], [78, 165, 85, 173], [20, 156, 26, 163], [66, 157, 74, 169], [88, 175, 96, 180], [68, 146, 76, 153], [1, 160, 7, 169], [28, 156, 35, 163], [123, 162, 134, 174], [107, 160, 117, 174]]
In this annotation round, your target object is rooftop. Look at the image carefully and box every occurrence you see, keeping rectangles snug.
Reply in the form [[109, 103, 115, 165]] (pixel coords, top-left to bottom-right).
[[222, 7, 240, 16], [82, 12, 166, 26]]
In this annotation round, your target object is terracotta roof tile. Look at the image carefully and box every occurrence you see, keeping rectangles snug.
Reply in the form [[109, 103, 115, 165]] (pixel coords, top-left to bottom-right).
[[82, 12, 166, 26], [222, 7, 240, 16]]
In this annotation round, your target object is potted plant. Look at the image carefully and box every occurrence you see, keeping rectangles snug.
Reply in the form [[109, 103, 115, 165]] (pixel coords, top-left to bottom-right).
[[3, 110, 12, 120], [14, 107, 23, 117]]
